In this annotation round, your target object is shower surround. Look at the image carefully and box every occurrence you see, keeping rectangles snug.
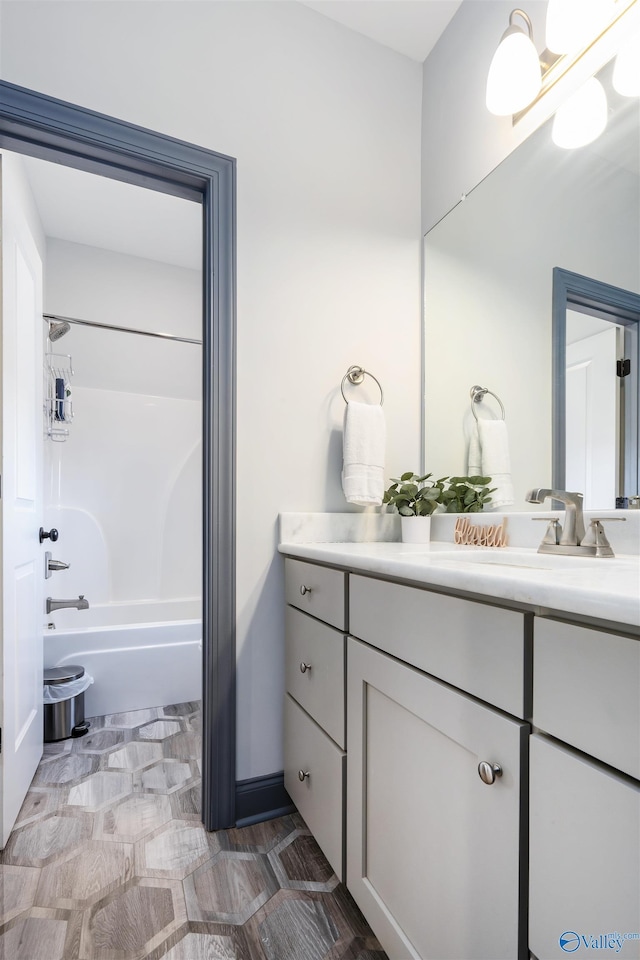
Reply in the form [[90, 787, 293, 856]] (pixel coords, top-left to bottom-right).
[[43, 238, 202, 715]]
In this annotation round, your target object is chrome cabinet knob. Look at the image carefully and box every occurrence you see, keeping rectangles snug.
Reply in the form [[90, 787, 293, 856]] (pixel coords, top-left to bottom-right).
[[298, 769, 310, 782], [299, 662, 312, 674], [478, 761, 503, 785], [299, 584, 312, 596]]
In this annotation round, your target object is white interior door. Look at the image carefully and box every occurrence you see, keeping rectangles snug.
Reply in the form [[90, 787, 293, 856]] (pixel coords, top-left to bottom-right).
[[566, 325, 620, 509], [0, 151, 45, 848]]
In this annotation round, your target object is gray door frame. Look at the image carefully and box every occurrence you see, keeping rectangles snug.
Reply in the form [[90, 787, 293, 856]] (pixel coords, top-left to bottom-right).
[[552, 267, 640, 501], [0, 80, 237, 830]]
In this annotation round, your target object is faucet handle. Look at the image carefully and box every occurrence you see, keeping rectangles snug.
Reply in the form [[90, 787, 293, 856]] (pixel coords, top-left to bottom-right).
[[588, 517, 627, 522], [531, 517, 562, 545], [581, 517, 626, 558]]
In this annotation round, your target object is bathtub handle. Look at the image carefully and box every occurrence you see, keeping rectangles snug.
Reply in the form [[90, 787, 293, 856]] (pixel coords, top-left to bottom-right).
[[45, 551, 70, 579]]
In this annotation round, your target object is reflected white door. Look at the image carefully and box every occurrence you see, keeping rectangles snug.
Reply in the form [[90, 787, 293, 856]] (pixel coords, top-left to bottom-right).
[[0, 152, 44, 848], [566, 326, 619, 509]]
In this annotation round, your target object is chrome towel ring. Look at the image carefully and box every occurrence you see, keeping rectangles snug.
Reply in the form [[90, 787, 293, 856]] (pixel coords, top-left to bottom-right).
[[470, 384, 505, 421], [341, 365, 384, 405]]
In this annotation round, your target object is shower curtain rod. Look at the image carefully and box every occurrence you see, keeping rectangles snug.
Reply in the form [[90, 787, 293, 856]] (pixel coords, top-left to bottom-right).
[[43, 313, 202, 345]]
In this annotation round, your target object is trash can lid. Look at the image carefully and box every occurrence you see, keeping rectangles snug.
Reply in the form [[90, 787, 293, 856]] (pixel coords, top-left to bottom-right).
[[44, 664, 85, 685]]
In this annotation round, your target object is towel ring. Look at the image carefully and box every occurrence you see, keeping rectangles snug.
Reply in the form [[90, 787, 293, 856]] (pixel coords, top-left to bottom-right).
[[470, 384, 505, 421], [341, 365, 384, 405]]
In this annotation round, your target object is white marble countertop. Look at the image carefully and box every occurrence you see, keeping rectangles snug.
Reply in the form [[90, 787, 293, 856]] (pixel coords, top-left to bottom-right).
[[278, 536, 640, 630]]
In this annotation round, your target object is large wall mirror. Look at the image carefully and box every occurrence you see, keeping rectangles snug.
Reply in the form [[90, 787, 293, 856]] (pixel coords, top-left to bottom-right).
[[423, 56, 640, 510]]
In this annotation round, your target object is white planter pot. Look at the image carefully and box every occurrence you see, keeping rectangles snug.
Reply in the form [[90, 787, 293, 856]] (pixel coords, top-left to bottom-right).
[[400, 515, 432, 544]]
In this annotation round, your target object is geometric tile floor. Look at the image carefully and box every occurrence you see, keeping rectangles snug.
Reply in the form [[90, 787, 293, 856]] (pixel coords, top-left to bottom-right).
[[0, 702, 387, 959]]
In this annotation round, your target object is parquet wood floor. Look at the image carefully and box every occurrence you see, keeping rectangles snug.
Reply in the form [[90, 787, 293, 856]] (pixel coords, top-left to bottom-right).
[[0, 702, 386, 960]]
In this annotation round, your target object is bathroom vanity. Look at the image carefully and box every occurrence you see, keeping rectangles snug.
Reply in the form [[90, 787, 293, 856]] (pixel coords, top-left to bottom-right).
[[280, 524, 640, 960]]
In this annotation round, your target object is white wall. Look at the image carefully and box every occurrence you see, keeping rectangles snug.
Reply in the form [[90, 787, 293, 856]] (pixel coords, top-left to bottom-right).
[[1, 1, 423, 779], [45, 238, 202, 341], [43, 239, 202, 621], [0, 152, 46, 264]]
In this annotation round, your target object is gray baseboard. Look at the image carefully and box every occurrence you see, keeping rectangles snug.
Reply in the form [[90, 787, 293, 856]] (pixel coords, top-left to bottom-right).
[[235, 772, 295, 828]]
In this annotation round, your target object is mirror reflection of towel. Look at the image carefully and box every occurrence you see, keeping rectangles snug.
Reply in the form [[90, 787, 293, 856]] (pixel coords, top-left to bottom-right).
[[342, 401, 386, 505], [468, 419, 514, 508]]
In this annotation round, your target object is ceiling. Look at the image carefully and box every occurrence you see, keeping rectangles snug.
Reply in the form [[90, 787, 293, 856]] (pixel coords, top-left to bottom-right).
[[299, 0, 462, 62], [20, 1, 460, 269], [22, 156, 202, 270]]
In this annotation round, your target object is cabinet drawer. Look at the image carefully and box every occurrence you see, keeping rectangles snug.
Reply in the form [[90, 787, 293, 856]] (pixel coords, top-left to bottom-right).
[[285, 606, 345, 748], [350, 574, 526, 718], [530, 735, 640, 960], [283, 694, 345, 880], [534, 618, 640, 778], [285, 558, 346, 629]]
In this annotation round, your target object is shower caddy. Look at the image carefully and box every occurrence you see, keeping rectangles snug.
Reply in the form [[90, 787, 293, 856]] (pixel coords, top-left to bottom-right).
[[44, 350, 73, 441]]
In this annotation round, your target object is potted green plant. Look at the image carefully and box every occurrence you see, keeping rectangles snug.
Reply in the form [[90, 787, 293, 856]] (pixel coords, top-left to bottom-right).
[[383, 472, 448, 543], [440, 476, 495, 513]]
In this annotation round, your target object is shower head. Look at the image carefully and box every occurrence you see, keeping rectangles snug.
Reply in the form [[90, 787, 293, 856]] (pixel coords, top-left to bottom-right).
[[48, 320, 71, 342]]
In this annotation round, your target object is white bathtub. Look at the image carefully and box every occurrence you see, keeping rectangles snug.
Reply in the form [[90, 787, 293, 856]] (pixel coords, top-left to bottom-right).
[[44, 604, 201, 718]]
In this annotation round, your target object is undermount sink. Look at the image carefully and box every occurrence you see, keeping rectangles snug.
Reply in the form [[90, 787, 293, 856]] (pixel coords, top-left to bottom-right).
[[425, 549, 615, 571]]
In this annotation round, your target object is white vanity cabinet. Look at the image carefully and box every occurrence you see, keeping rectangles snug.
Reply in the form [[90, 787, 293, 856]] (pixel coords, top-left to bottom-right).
[[283, 558, 347, 879], [529, 617, 640, 960], [280, 549, 639, 960]]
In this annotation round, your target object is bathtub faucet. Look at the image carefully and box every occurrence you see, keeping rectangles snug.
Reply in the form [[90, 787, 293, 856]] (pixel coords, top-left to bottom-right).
[[46, 595, 89, 614]]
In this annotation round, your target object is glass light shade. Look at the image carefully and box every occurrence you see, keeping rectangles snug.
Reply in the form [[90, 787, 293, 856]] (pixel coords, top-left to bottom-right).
[[552, 77, 608, 148], [612, 32, 640, 97], [486, 29, 542, 116], [546, 0, 612, 54]]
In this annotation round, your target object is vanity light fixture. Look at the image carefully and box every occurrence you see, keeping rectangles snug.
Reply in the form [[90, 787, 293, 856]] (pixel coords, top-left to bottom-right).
[[551, 75, 608, 147], [611, 30, 640, 95], [545, 0, 612, 54], [486, 9, 542, 116], [486, 1, 638, 146]]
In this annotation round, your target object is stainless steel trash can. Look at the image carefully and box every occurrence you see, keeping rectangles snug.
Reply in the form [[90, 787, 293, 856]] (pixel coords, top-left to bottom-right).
[[43, 665, 90, 741]]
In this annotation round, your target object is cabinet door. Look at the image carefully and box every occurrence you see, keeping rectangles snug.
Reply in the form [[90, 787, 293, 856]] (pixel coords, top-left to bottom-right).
[[530, 734, 640, 960], [347, 638, 528, 960], [284, 695, 345, 880]]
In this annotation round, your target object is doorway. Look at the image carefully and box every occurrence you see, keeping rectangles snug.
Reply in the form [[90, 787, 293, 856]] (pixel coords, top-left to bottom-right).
[[0, 81, 236, 832]]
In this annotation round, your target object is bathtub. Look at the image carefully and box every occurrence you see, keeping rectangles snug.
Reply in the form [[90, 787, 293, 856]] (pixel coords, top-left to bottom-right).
[[44, 601, 201, 718]]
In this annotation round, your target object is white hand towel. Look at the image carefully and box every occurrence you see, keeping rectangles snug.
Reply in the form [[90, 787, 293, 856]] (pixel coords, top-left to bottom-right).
[[468, 424, 482, 477], [342, 401, 386, 506], [477, 418, 514, 508]]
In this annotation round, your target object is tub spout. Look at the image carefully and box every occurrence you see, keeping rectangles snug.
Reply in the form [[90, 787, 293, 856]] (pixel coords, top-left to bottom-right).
[[46, 595, 89, 614]]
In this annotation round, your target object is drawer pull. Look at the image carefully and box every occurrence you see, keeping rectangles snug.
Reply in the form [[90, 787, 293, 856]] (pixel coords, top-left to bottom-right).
[[298, 769, 310, 782], [300, 584, 312, 596], [478, 761, 503, 785], [299, 661, 312, 674]]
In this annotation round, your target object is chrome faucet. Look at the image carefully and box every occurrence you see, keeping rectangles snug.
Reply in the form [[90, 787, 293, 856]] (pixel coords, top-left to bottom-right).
[[525, 487, 626, 557], [526, 488, 586, 547], [525, 489, 626, 557], [46, 595, 89, 614]]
